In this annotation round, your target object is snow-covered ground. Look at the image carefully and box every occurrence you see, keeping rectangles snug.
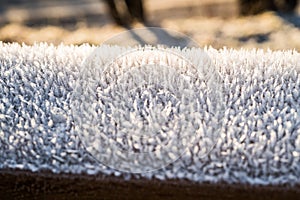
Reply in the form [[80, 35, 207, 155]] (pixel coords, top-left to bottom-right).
[[0, 0, 300, 50]]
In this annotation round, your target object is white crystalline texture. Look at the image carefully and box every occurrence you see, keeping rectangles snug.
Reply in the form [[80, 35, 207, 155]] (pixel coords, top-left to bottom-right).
[[0, 43, 299, 185]]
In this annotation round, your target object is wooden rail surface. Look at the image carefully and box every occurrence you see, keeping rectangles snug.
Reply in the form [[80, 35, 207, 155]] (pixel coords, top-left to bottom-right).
[[0, 169, 299, 200]]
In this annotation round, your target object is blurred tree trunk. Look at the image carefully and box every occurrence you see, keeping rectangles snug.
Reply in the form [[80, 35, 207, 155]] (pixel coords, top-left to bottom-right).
[[104, 0, 145, 27], [239, 0, 298, 15]]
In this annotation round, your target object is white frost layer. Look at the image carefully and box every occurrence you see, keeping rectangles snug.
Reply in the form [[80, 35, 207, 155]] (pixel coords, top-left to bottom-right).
[[0, 43, 300, 185]]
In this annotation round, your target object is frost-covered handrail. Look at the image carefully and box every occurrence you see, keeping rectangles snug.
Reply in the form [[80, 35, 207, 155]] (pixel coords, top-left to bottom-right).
[[0, 43, 299, 185]]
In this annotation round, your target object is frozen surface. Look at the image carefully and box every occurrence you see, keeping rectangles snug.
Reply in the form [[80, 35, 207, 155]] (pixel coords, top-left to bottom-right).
[[0, 43, 300, 185]]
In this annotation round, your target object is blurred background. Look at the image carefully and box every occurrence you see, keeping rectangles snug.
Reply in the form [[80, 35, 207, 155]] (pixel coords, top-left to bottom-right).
[[0, 0, 299, 50]]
